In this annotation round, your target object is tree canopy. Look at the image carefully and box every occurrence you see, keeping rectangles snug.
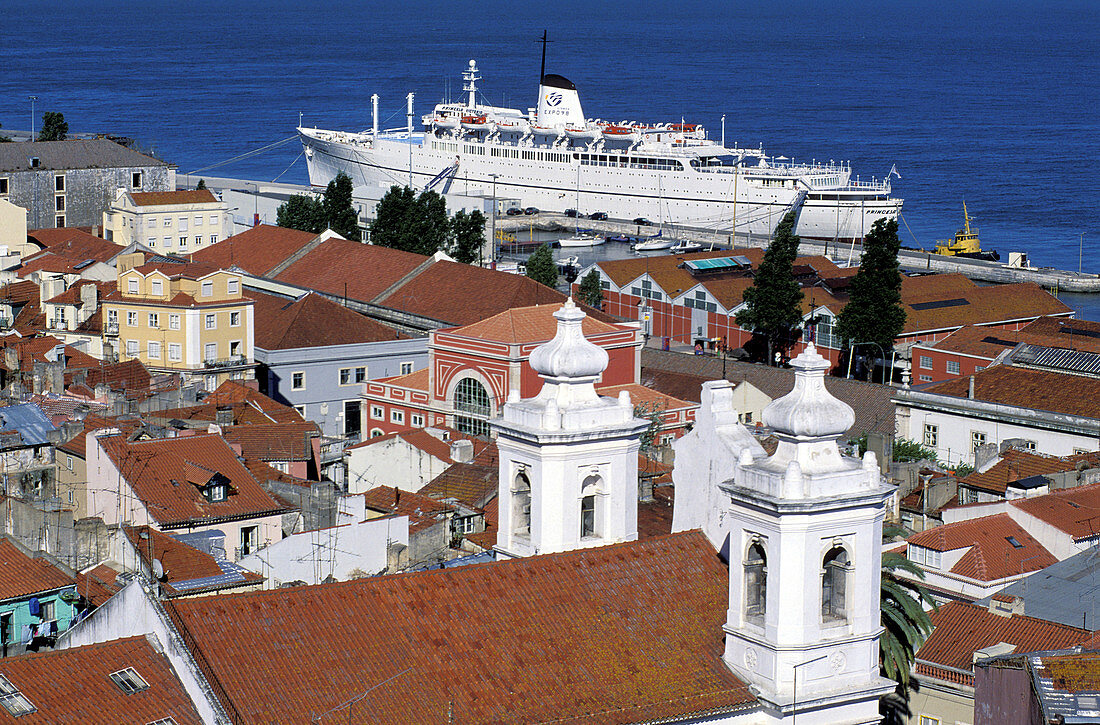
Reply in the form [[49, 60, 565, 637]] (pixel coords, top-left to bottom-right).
[[450, 209, 486, 264], [836, 218, 906, 360], [322, 172, 361, 240], [275, 171, 362, 239], [525, 244, 558, 289], [276, 194, 325, 234], [734, 209, 804, 365], [369, 185, 450, 256], [196, 178, 206, 190], [37, 111, 68, 141], [576, 268, 603, 309]]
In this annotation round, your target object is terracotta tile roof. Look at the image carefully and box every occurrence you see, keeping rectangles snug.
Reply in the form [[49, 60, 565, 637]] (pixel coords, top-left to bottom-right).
[[221, 421, 319, 462], [76, 563, 124, 607], [639, 484, 675, 540], [147, 380, 304, 425], [346, 426, 453, 459], [375, 259, 569, 326], [25, 227, 106, 249], [18, 235, 119, 275], [1012, 482, 1100, 542], [1020, 316, 1100, 350], [0, 635, 204, 724], [902, 281, 1071, 334], [0, 539, 75, 601], [376, 366, 429, 391], [906, 513, 1057, 581], [130, 189, 218, 206], [124, 525, 263, 596], [166, 530, 753, 724], [0, 280, 39, 307], [1036, 650, 1100, 695], [98, 433, 287, 527], [449, 303, 627, 344], [250, 289, 406, 350], [596, 382, 696, 412], [190, 224, 318, 277], [360, 485, 456, 534], [0, 334, 64, 370], [960, 449, 1100, 496], [643, 348, 895, 436], [65, 357, 152, 392], [639, 368, 712, 403], [273, 238, 428, 300], [419, 451, 499, 509], [130, 259, 224, 279], [924, 364, 1100, 419], [916, 601, 1090, 685], [57, 414, 140, 458]]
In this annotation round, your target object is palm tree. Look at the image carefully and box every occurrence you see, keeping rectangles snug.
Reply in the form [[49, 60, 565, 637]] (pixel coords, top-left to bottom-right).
[[880, 524, 936, 724]]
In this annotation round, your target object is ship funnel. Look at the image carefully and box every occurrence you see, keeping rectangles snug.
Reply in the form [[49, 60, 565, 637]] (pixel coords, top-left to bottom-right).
[[537, 74, 585, 128]]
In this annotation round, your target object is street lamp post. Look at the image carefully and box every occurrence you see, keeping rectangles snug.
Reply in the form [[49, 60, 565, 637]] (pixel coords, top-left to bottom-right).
[[29, 96, 37, 139], [792, 653, 829, 725], [846, 341, 889, 383]]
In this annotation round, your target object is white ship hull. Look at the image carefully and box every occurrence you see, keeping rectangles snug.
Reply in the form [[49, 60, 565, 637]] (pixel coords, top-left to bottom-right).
[[299, 59, 901, 243]]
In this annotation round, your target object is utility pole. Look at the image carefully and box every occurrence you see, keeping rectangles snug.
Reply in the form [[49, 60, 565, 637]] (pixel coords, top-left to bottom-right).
[[29, 96, 37, 139], [489, 173, 499, 266], [1080, 232, 1086, 274]]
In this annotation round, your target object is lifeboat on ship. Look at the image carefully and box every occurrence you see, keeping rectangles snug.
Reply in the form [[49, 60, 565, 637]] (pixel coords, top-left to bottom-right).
[[668, 123, 698, 133], [531, 124, 563, 137], [461, 114, 490, 132], [564, 124, 602, 141], [427, 114, 461, 131], [493, 117, 530, 134], [601, 124, 640, 142]]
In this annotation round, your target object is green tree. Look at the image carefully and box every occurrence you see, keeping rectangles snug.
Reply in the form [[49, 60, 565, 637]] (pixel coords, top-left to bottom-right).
[[196, 178, 207, 190], [37, 111, 68, 141], [322, 171, 361, 241], [576, 268, 604, 309], [369, 185, 451, 255], [836, 218, 906, 365], [880, 524, 936, 723], [525, 244, 558, 289], [634, 400, 665, 455], [735, 209, 804, 365], [891, 438, 938, 464], [276, 194, 325, 234], [449, 209, 486, 264]]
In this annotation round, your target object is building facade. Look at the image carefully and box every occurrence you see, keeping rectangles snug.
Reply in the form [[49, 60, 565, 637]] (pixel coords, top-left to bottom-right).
[[0, 140, 172, 229], [102, 189, 233, 252]]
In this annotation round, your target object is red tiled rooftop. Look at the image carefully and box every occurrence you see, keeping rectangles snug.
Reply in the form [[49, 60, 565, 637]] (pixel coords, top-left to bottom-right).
[[925, 364, 1100, 419], [19, 235, 119, 275], [166, 530, 753, 724], [221, 421, 319, 462], [0, 635, 204, 724], [273, 238, 428, 300], [190, 224, 318, 277], [377, 366, 429, 391], [960, 448, 1100, 496], [1012, 482, 1100, 542], [449, 303, 626, 344], [26, 227, 106, 249], [901, 281, 1071, 335], [360, 485, 455, 535], [596, 382, 696, 412], [917, 601, 1090, 685], [123, 525, 262, 596], [0, 538, 74, 601], [130, 189, 217, 206], [98, 433, 286, 527], [906, 512, 1056, 581], [76, 563, 123, 607], [250, 289, 406, 350]]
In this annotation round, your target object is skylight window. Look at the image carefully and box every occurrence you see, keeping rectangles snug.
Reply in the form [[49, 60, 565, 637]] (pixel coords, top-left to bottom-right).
[[1005, 536, 1024, 549], [109, 667, 149, 694], [0, 675, 36, 717], [147, 719, 177, 725]]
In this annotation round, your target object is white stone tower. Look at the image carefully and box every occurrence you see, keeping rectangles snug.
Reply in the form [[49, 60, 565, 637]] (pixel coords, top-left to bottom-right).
[[493, 299, 650, 559], [720, 345, 895, 724]]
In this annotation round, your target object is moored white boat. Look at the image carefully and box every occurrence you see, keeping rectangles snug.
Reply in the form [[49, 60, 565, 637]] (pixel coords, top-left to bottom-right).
[[559, 233, 606, 248], [669, 239, 704, 253], [634, 236, 675, 251]]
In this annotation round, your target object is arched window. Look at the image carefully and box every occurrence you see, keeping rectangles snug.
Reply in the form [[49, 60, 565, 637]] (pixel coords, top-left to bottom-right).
[[822, 547, 849, 622], [454, 377, 491, 437], [744, 541, 767, 625], [513, 471, 531, 537], [580, 475, 601, 539]]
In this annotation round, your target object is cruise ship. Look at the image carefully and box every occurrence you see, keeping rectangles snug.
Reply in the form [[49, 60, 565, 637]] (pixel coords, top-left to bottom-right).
[[298, 60, 902, 242]]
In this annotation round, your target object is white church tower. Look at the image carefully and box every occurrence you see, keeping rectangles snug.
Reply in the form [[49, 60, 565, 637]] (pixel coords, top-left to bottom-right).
[[721, 344, 895, 724], [494, 299, 650, 559]]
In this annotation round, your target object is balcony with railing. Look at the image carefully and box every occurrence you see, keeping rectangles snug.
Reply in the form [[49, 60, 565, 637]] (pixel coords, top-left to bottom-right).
[[203, 355, 252, 370], [104, 321, 120, 335]]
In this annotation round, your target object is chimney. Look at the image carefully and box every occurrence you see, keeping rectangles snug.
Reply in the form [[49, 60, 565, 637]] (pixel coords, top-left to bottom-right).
[[968, 375, 975, 399], [450, 439, 473, 463], [91, 225, 100, 238], [215, 405, 233, 427], [79, 283, 98, 320]]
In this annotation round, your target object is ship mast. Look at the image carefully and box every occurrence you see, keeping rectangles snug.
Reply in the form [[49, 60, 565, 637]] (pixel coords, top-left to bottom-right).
[[463, 60, 480, 109], [540, 30, 548, 83]]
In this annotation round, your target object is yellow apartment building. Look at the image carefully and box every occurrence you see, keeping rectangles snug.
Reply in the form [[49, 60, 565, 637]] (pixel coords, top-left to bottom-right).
[[103, 189, 233, 252], [101, 254, 256, 389]]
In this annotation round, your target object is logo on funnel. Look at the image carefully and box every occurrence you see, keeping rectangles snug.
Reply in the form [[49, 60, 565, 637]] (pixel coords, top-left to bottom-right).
[[545, 93, 563, 107]]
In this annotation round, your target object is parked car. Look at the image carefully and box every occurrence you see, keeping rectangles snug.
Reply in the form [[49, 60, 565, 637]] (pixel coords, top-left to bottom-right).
[[633, 217, 652, 226], [564, 208, 578, 218], [505, 207, 524, 216], [589, 211, 608, 220], [524, 206, 539, 215]]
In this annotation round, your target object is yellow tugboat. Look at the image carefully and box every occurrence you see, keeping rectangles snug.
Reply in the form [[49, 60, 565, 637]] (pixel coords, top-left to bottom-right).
[[933, 203, 1000, 261]]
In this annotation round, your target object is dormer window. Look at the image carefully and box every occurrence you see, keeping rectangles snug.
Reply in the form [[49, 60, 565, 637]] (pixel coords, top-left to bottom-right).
[[201, 281, 213, 297], [195, 471, 232, 503], [151, 280, 163, 296], [127, 278, 139, 294], [908, 544, 942, 569]]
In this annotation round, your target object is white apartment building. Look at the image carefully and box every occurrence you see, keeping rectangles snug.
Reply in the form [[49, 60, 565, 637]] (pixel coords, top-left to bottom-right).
[[103, 188, 232, 252]]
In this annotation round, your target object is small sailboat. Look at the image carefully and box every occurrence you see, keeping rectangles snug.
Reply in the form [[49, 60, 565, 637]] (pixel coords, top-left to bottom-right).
[[559, 233, 605, 248], [668, 239, 704, 253], [634, 231, 674, 251]]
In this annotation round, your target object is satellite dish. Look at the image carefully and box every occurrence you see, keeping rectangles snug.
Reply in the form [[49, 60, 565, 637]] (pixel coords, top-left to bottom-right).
[[152, 559, 164, 580]]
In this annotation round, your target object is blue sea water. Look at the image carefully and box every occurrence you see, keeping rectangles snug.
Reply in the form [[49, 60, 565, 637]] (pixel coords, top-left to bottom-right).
[[1, 0, 1097, 303]]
